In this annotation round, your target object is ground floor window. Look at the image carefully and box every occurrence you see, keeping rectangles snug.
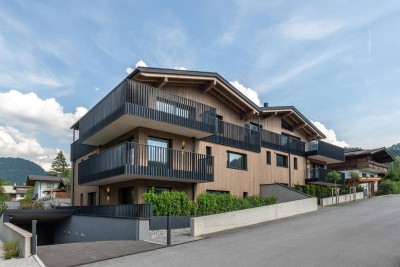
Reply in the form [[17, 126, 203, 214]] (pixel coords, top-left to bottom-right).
[[206, 190, 230, 195], [147, 186, 171, 194], [294, 157, 298, 170]]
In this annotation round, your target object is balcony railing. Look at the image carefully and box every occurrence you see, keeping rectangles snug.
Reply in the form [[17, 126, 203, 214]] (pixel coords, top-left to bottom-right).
[[357, 160, 388, 173], [305, 168, 345, 185], [78, 142, 214, 185], [202, 120, 261, 152], [71, 138, 97, 161], [261, 130, 305, 156], [77, 80, 216, 144], [305, 140, 344, 162], [56, 204, 152, 219]]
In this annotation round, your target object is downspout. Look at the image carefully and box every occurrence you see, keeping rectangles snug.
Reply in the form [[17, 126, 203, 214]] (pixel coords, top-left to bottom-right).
[[257, 113, 261, 149], [192, 136, 197, 201], [288, 153, 292, 187]]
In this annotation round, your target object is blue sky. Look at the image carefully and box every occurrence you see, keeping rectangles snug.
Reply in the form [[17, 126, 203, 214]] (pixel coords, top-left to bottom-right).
[[0, 0, 400, 170]]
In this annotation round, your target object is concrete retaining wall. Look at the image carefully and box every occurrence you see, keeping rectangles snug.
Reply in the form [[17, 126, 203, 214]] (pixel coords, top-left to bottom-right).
[[190, 198, 317, 237], [0, 217, 32, 258], [320, 192, 364, 206], [150, 216, 194, 230]]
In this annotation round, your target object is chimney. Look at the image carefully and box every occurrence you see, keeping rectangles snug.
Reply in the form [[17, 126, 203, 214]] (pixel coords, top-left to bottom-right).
[[264, 102, 269, 108]]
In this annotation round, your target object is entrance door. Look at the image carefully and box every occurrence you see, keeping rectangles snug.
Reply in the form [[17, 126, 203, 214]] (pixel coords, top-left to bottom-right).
[[119, 187, 134, 204]]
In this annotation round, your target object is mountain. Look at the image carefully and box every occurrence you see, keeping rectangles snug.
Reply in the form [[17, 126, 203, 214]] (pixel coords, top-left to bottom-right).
[[0, 157, 48, 185], [388, 143, 400, 158]]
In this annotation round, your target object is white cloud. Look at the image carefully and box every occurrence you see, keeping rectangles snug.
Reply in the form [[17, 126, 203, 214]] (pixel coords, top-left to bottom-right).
[[126, 67, 134, 74], [135, 60, 148, 68], [311, 121, 350, 148], [174, 66, 187, 70], [0, 126, 59, 171], [229, 81, 261, 106], [280, 17, 346, 41], [0, 90, 87, 137], [94, 87, 100, 91]]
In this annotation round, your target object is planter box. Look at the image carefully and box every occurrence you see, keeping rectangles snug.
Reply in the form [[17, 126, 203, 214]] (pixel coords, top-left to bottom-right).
[[190, 198, 317, 237]]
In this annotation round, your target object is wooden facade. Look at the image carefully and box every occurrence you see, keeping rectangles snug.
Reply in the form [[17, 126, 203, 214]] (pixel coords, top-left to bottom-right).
[[71, 67, 344, 205]]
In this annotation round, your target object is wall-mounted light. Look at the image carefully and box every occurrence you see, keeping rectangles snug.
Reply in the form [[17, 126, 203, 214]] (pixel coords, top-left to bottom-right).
[[106, 186, 110, 201], [182, 139, 186, 150]]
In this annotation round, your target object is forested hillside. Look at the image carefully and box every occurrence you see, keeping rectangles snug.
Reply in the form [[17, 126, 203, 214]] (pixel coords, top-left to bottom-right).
[[0, 157, 48, 185]]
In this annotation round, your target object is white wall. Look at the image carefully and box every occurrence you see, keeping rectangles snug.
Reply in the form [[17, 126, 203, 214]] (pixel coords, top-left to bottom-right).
[[320, 192, 364, 206], [0, 217, 32, 258]]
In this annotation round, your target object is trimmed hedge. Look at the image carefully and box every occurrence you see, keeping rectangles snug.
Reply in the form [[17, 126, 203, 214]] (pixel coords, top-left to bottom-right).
[[378, 180, 400, 195], [143, 188, 277, 216]]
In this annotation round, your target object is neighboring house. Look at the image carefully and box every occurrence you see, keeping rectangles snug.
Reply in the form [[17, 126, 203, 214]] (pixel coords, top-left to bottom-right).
[[26, 175, 61, 200], [70, 67, 345, 206], [1, 185, 31, 201], [329, 148, 395, 195], [37, 179, 71, 207]]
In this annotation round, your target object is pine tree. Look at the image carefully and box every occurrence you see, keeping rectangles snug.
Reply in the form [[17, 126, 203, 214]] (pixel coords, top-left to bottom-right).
[[49, 151, 71, 192]]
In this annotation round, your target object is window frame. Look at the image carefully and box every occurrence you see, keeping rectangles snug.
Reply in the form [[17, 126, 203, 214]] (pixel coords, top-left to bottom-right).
[[266, 151, 271, 165], [226, 151, 247, 170], [276, 153, 288, 168], [294, 157, 298, 170]]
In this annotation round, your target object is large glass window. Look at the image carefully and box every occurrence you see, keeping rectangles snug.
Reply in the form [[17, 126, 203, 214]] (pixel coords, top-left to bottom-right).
[[148, 137, 170, 167], [156, 98, 190, 118], [276, 154, 288, 168], [227, 151, 247, 170]]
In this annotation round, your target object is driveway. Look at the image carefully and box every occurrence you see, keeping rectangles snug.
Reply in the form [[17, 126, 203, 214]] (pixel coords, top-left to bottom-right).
[[82, 195, 400, 267]]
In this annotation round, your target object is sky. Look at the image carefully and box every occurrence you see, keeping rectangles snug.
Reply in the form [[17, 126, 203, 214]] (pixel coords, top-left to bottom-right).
[[0, 0, 400, 170]]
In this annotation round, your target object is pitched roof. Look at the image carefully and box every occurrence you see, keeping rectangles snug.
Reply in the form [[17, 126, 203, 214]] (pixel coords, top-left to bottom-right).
[[345, 147, 395, 163], [26, 175, 61, 186]]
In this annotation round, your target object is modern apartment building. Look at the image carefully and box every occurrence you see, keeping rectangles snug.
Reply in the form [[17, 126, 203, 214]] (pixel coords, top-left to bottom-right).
[[329, 148, 395, 195], [70, 67, 345, 205]]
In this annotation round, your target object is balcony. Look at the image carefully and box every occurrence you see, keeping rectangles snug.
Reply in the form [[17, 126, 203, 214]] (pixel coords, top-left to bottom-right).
[[78, 80, 216, 146], [305, 140, 344, 164], [305, 168, 345, 185], [70, 138, 97, 161], [357, 160, 388, 174], [202, 120, 260, 152], [261, 130, 305, 156], [78, 142, 214, 185]]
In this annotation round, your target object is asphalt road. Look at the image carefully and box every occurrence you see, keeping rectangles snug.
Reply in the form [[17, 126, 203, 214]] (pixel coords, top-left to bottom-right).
[[83, 195, 400, 267]]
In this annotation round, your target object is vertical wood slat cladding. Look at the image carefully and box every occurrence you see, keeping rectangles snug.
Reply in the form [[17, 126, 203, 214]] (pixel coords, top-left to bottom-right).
[[78, 142, 213, 185], [78, 80, 217, 144]]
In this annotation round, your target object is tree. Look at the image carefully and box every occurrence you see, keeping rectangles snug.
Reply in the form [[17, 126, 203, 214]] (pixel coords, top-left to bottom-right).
[[385, 157, 400, 181], [349, 171, 360, 187], [49, 151, 71, 192], [327, 170, 342, 204]]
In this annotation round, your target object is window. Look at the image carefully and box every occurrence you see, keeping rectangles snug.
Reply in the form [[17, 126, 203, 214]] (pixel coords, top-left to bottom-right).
[[156, 98, 192, 118], [206, 190, 230, 195], [46, 182, 55, 188], [266, 151, 271, 165], [294, 157, 298, 170], [147, 186, 171, 194], [119, 187, 134, 204], [227, 151, 247, 170], [80, 193, 83, 206], [247, 122, 262, 131], [276, 154, 288, 168], [243, 192, 248, 198], [88, 192, 97, 206], [206, 146, 212, 166], [281, 119, 294, 132], [148, 137, 170, 167], [362, 173, 367, 177]]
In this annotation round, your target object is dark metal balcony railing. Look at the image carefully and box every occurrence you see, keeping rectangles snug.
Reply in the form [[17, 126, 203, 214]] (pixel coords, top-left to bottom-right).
[[202, 120, 261, 152], [305, 140, 345, 162], [261, 130, 305, 156], [70, 138, 97, 161], [78, 80, 216, 143], [78, 142, 214, 185], [305, 168, 345, 185]]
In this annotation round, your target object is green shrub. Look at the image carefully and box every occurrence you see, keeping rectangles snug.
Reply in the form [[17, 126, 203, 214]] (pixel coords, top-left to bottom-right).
[[144, 189, 277, 216], [378, 180, 400, 195], [3, 240, 19, 259], [20, 201, 43, 210]]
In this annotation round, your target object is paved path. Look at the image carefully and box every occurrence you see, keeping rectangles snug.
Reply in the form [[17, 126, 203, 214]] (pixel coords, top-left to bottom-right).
[[83, 195, 400, 267]]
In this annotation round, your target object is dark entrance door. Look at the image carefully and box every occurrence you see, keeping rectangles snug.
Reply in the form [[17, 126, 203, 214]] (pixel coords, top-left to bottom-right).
[[119, 187, 134, 204]]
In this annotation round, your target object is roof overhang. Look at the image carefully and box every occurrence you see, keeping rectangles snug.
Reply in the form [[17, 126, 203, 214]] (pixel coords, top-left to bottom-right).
[[128, 67, 260, 117], [260, 107, 325, 141], [345, 147, 396, 164]]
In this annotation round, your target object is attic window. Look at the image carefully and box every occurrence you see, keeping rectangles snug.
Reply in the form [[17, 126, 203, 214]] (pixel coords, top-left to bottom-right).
[[281, 119, 293, 132]]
